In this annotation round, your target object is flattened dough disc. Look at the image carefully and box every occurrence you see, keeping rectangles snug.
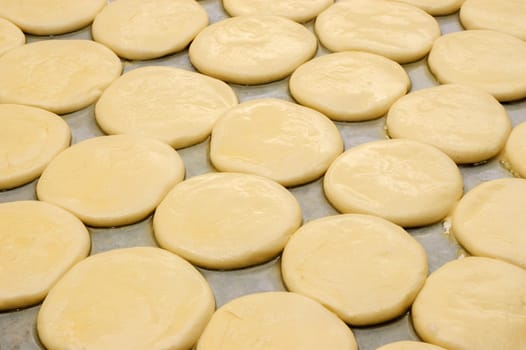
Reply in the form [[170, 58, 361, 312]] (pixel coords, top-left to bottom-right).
[[0, 17, 24, 56], [393, 0, 464, 16], [377, 341, 448, 350], [504, 121, 526, 178]]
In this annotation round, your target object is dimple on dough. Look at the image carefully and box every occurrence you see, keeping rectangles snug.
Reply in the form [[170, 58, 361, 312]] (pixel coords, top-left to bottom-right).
[[281, 214, 428, 326], [412, 257, 526, 350], [0, 200, 90, 311], [377, 341, 448, 350], [196, 292, 357, 350], [393, 0, 464, 16], [428, 30, 526, 102], [37, 135, 185, 227], [96, 66, 238, 149], [315, 0, 440, 63], [38, 247, 215, 350], [451, 178, 526, 269], [189, 15, 317, 85], [0, 104, 70, 190], [386, 84, 511, 164], [323, 139, 463, 227], [289, 51, 410, 122], [0, 17, 24, 56], [504, 122, 526, 178], [0, 40, 122, 114], [210, 98, 343, 187], [92, 0, 208, 60], [0, 0, 106, 35]]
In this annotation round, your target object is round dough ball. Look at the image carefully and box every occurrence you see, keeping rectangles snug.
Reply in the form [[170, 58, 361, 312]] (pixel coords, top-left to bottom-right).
[[412, 257, 526, 350], [196, 292, 357, 350], [315, 0, 440, 63], [0, 104, 70, 190], [504, 122, 526, 178], [0, 17, 24, 56], [0, 201, 90, 311], [154, 172, 302, 269], [386, 84, 511, 164], [92, 0, 208, 61], [282, 214, 428, 326], [428, 30, 526, 102], [38, 247, 215, 350], [210, 98, 343, 187], [323, 139, 463, 227], [189, 16, 317, 85], [391, 0, 464, 16], [451, 178, 526, 269], [290, 51, 410, 122], [96, 66, 238, 149], [37, 135, 185, 227], [377, 341, 448, 350], [0, 40, 122, 114]]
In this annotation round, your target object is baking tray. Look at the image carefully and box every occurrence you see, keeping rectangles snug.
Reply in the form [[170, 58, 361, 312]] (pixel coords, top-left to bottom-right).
[[1, 1, 525, 349]]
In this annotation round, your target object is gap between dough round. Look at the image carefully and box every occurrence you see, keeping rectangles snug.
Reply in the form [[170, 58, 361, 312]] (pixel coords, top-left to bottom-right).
[[376, 341, 449, 350], [394, 0, 464, 16], [0, 17, 24, 56], [504, 121, 526, 178]]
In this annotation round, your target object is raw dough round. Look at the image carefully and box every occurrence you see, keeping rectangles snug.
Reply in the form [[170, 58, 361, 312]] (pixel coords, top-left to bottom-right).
[[412, 257, 526, 350], [428, 30, 526, 102], [92, 0, 208, 60], [96, 66, 238, 149], [451, 178, 526, 269], [37, 135, 185, 227], [0, 104, 70, 190], [393, 0, 464, 16], [210, 98, 343, 187], [189, 15, 317, 84], [222, 0, 333, 23], [386, 84, 511, 164], [0, 201, 90, 311], [0, 40, 122, 114], [0, 17, 24, 56], [504, 122, 526, 178], [38, 247, 214, 350], [0, 0, 106, 35], [196, 292, 357, 350], [289, 51, 410, 121], [377, 341, 448, 350], [282, 214, 428, 326], [323, 139, 463, 227], [315, 0, 440, 63], [460, 0, 526, 41]]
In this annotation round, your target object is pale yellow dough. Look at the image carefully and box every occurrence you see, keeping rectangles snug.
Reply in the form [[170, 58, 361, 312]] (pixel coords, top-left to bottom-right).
[[92, 0, 208, 60], [37, 135, 185, 227], [315, 0, 440, 63], [38, 247, 214, 350], [154, 172, 302, 269], [504, 122, 526, 178], [412, 257, 526, 350], [428, 30, 526, 102], [189, 16, 317, 84], [0, 104, 70, 190], [451, 178, 526, 269], [377, 341, 449, 350], [282, 214, 428, 326], [387, 84, 511, 164], [392, 0, 464, 16], [0, 17, 24, 56], [0, 0, 106, 35], [0, 201, 89, 311], [210, 98, 343, 187], [323, 139, 463, 227], [96, 66, 238, 149], [0, 40, 122, 114], [196, 292, 357, 350]]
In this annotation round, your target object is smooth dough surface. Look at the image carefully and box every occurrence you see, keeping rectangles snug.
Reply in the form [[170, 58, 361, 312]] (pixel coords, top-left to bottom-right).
[[323, 139, 463, 227], [0, 104, 70, 190], [0, 0, 106, 35], [315, 0, 440, 63], [0, 201, 90, 311], [196, 292, 357, 350], [428, 30, 526, 102], [154, 172, 302, 269], [412, 257, 526, 350], [451, 178, 526, 269], [392, 0, 464, 16], [377, 341, 449, 350], [38, 247, 215, 350], [290, 51, 410, 122], [504, 121, 526, 178], [0, 40, 122, 114], [282, 214, 428, 326], [96, 66, 238, 149], [0, 17, 24, 56], [189, 16, 317, 84], [460, 0, 526, 41], [92, 0, 208, 60], [210, 98, 343, 187], [37, 135, 185, 227], [386, 84, 511, 164]]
